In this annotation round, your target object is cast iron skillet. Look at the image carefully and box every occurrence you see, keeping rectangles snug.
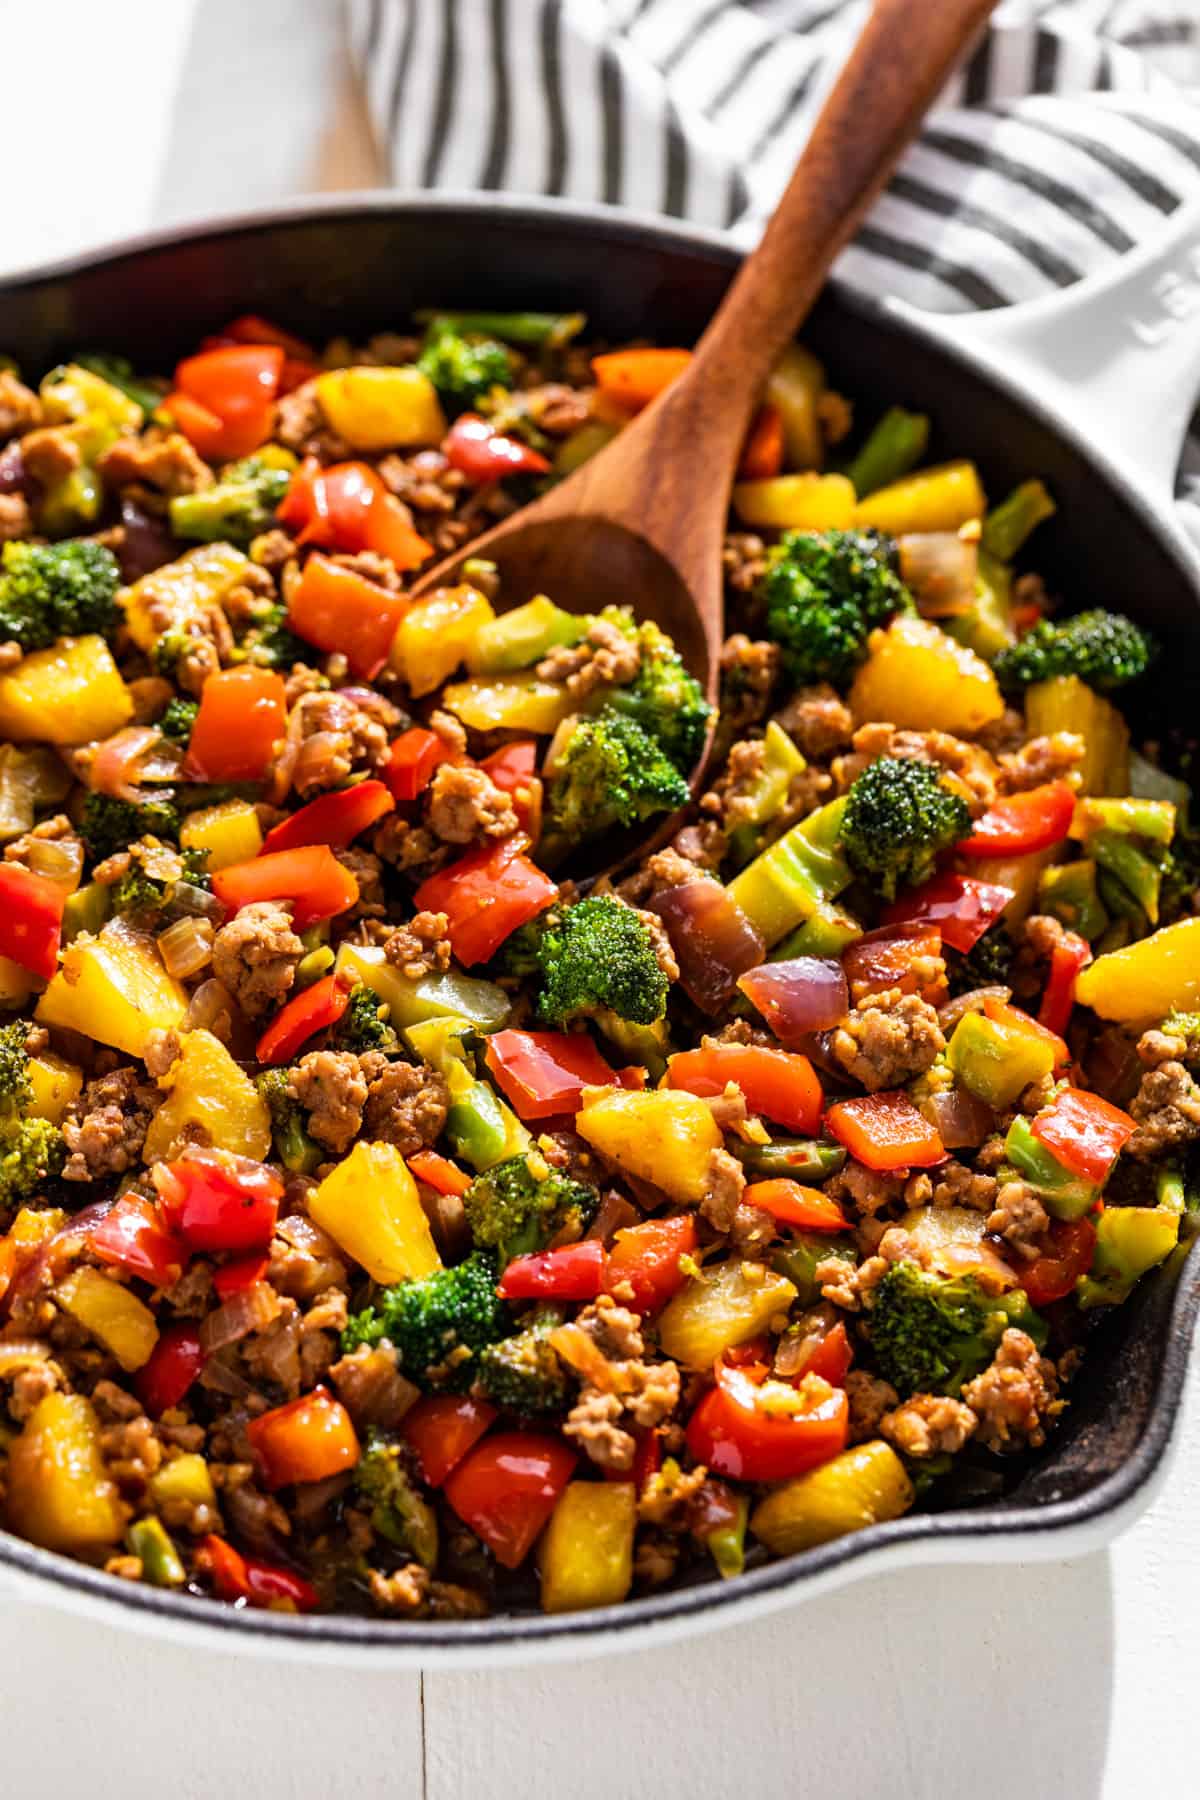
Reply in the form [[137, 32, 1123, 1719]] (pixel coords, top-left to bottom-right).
[[1, 194, 1198, 1666]]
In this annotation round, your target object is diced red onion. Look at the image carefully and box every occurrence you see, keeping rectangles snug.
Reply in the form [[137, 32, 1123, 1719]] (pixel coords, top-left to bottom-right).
[[650, 879, 765, 1014], [738, 956, 849, 1043], [924, 1085, 995, 1150], [198, 1281, 279, 1354], [117, 498, 179, 582], [899, 532, 979, 617], [90, 726, 168, 802]]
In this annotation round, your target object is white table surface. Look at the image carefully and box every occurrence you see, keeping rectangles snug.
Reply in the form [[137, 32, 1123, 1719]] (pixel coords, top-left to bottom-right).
[[3, 6, 1199, 1795]]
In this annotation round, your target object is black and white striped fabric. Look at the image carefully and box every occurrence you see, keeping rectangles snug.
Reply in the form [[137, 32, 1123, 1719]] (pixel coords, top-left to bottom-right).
[[346, 0, 1200, 504]]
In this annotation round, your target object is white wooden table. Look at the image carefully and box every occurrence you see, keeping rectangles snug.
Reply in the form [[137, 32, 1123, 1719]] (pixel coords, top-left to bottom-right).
[[3, 7, 1199, 1795]]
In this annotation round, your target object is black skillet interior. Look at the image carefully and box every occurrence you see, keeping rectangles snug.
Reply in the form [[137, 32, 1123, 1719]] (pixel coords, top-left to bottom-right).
[[0, 196, 1197, 1651]]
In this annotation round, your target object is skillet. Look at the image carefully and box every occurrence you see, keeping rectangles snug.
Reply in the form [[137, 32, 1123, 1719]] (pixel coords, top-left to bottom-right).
[[0, 191, 1197, 1665]]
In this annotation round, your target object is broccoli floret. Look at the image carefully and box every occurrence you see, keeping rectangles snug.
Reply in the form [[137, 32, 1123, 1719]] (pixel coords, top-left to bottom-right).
[[0, 539, 120, 651], [545, 707, 688, 844], [109, 864, 167, 921], [476, 1308, 569, 1416], [341, 1250, 509, 1390], [74, 352, 163, 416], [607, 620, 712, 773], [238, 600, 309, 670], [993, 608, 1155, 693], [169, 456, 292, 547], [463, 1152, 598, 1268], [533, 895, 668, 1029], [946, 927, 1015, 998], [158, 697, 198, 745], [0, 1020, 32, 1109], [417, 319, 513, 407], [840, 756, 971, 900], [328, 984, 398, 1055], [353, 1429, 438, 1567], [80, 793, 181, 862], [255, 1066, 322, 1175], [759, 529, 911, 687], [0, 1024, 64, 1213], [868, 1261, 1046, 1398]]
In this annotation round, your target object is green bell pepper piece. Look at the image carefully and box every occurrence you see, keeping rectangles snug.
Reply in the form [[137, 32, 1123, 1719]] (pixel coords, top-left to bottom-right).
[[445, 1071, 522, 1170], [727, 796, 850, 947], [127, 1516, 185, 1588], [467, 595, 585, 673], [772, 904, 862, 960], [705, 1491, 750, 1581], [770, 1231, 856, 1306], [980, 479, 1056, 562], [1076, 1202, 1181, 1309], [1004, 1114, 1097, 1220], [62, 881, 110, 943], [414, 309, 585, 348], [844, 406, 929, 498], [1090, 830, 1163, 925], [947, 552, 1015, 662], [947, 1012, 1056, 1110], [1038, 860, 1109, 942], [1073, 796, 1177, 847]]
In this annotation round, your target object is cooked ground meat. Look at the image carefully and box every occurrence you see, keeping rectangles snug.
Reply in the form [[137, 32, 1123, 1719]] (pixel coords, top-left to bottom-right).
[[932, 1160, 998, 1212], [373, 815, 449, 876], [0, 370, 41, 440], [61, 1067, 159, 1182], [774, 682, 853, 758], [426, 762, 517, 844], [20, 424, 81, 486], [637, 1460, 708, 1528], [99, 430, 213, 496], [360, 1055, 450, 1157], [290, 688, 398, 799], [384, 911, 453, 980], [698, 1147, 746, 1233], [987, 1180, 1050, 1261], [0, 494, 31, 542], [996, 731, 1084, 793], [961, 1329, 1061, 1452], [1011, 912, 1068, 1001], [336, 846, 386, 918], [722, 531, 768, 595], [288, 1051, 368, 1155], [368, 1564, 488, 1619], [881, 1394, 977, 1458], [716, 635, 780, 734], [536, 615, 641, 697], [835, 721, 997, 811], [844, 1369, 900, 1443], [1126, 1061, 1200, 1159], [832, 987, 945, 1091], [329, 1343, 419, 1431], [211, 901, 304, 1020]]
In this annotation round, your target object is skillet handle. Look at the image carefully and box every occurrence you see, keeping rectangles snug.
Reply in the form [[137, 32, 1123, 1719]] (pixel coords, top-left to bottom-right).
[[886, 196, 1200, 528]]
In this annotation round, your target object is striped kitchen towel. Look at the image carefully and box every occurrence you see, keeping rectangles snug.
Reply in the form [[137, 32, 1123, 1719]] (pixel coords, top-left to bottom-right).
[[346, 0, 1200, 501]]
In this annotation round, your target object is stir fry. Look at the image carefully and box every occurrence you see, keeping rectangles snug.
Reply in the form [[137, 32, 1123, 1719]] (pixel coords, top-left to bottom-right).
[[0, 308, 1191, 1621]]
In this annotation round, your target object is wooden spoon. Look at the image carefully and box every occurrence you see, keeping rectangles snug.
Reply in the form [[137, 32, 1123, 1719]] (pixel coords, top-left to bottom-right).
[[413, 0, 997, 860]]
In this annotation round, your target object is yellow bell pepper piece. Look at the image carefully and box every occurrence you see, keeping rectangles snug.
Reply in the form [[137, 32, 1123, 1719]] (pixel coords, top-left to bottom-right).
[[334, 941, 510, 1031], [0, 1206, 66, 1304], [314, 365, 447, 451], [441, 672, 578, 735], [180, 798, 263, 871], [0, 635, 132, 745], [1025, 675, 1129, 797], [576, 1088, 721, 1205], [37, 920, 187, 1057], [731, 473, 856, 530], [0, 956, 34, 1010], [41, 363, 144, 433], [848, 615, 1003, 735], [540, 1481, 637, 1614], [151, 1451, 217, 1516], [121, 543, 250, 654], [1075, 916, 1200, 1022], [658, 1257, 798, 1369], [27, 1052, 83, 1124], [765, 343, 826, 470], [56, 1266, 159, 1372], [309, 1140, 442, 1284], [854, 459, 986, 534], [390, 584, 496, 697], [750, 1440, 913, 1555], [142, 1028, 272, 1164], [5, 1392, 125, 1553]]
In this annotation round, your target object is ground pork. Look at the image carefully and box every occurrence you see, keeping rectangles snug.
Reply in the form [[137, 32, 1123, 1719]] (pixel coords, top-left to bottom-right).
[[211, 901, 304, 1020], [844, 1369, 900, 1443], [274, 380, 349, 460], [634, 905, 679, 982], [996, 731, 1084, 794], [932, 1160, 998, 1213], [0, 493, 31, 542], [561, 1297, 681, 1471], [426, 762, 517, 844], [817, 1226, 918, 1311], [616, 846, 712, 906], [0, 370, 41, 439], [698, 1147, 746, 1233], [373, 815, 448, 877], [384, 910, 453, 980], [987, 1180, 1050, 1261], [832, 987, 945, 1091], [722, 532, 768, 596], [637, 1461, 709, 1528], [826, 1159, 906, 1220], [93, 1380, 162, 1501], [1126, 1061, 1200, 1159], [716, 634, 780, 734], [882, 1393, 978, 1458], [705, 738, 765, 834], [289, 687, 398, 798], [960, 1328, 1061, 1451], [330, 1343, 419, 1431], [729, 1201, 776, 1254], [98, 430, 213, 496], [377, 448, 467, 518], [1010, 912, 1067, 1002], [1137, 1026, 1190, 1069], [19, 424, 81, 487], [835, 722, 997, 811], [536, 615, 641, 698], [288, 1051, 368, 1154], [368, 1565, 488, 1619], [214, 1464, 292, 1552], [61, 1066, 159, 1182], [774, 682, 854, 758], [360, 1054, 450, 1157]]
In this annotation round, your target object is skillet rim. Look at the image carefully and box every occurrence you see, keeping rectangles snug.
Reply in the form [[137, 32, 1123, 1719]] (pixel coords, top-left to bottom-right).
[[0, 189, 1196, 1657]]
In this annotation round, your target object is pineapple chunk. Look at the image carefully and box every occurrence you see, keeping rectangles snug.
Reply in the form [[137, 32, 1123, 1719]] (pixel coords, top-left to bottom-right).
[[0, 636, 132, 744], [308, 1140, 442, 1283], [36, 920, 186, 1056], [141, 1028, 272, 1164], [849, 615, 1003, 735], [576, 1088, 722, 1205], [5, 1393, 124, 1553]]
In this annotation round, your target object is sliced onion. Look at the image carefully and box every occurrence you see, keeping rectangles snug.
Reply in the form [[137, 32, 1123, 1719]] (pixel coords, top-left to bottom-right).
[[90, 726, 167, 802], [650, 879, 765, 1015], [183, 978, 235, 1038], [923, 1085, 995, 1150], [198, 1350, 263, 1401], [118, 498, 178, 582], [198, 1281, 280, 1354], [739, 956, 849, 1042], [899, 532, 978, 618], [167, 880, 225, 922], [157, 914, 215, 980], [25, 835, 84, 891]]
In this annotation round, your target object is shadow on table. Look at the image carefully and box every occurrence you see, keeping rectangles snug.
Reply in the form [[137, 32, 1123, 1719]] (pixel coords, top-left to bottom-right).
[[421, 1551, 1116, 1800]]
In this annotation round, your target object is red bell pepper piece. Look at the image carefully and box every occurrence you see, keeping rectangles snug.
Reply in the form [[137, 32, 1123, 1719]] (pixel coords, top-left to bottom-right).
[[1018, 1216, 1097, 1308], [603, 1214, 696, 1317], [686, 1362, 848, 1482], [213, 1250, 271, 1300], [882, 872, 1015, 954], [403, 1394, 497, 1487], [247, 1386, 361, 1490], [0, 863, 65, 980], [484, 1028, 615, 1121], [202, 1534, 319, 1612], [261, 779, 394, 855], [256, 973, 351, 1065], [161, 391, 228, 460], [277, 459, 433, 571], [825, 1090, 946, 1172], [443, 1431, 577, 1569], [843, 926, 944, 1002], [407, 1149, 472, 1197], [480, 740, 542, 837], [212, 844, 359, 931], [91, 1194, 187, 1288], [135, 1323, 205, 1416], [185, 665, 287, 784], [743, 1179, 848, 1231], [958, 781, 1077, 857], [738, 404, 784, 480], [413, 837, 557, 966], [981, 994, 1070, 1072], [591, 348, 693, 413], [286, 552, 409, 681], [443, 414, 551, 483], [154, 1150, 282, 1253], [207, 315, 319, 391], [172, 344, 283, 460], [1031, 1085, 1136, 1186], [384, 726, 456, 802], [667, 1043, 823, 1135], [786, 1318, 854, 1386], [1039, 930, 1091, 1038], [496, 1238, 606, 1302]]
